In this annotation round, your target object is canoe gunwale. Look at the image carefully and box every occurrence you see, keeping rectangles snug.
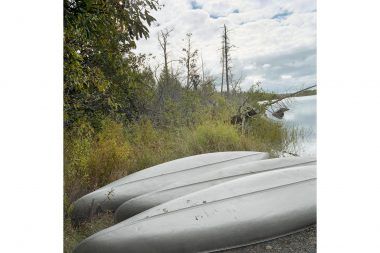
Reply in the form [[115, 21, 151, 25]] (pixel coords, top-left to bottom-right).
[[97, 152, 268, 191], [147, 159, 316, 195]]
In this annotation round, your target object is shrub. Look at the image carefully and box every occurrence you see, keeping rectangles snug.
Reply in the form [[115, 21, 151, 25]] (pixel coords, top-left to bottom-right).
[[64, 131, 93, 212], [64, 119, 130, 216], [186, 121, 241, 153], [127, 118, 162, 172], [242, 116, 296, 156], [87, 119, 130, 189]]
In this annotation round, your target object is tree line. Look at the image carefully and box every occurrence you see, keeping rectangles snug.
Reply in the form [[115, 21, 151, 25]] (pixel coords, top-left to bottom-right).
[[65, 0, 253, 134]]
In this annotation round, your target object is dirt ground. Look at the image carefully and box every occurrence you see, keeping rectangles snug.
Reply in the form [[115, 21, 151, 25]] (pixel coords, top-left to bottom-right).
[[219, 225, 316, 253]]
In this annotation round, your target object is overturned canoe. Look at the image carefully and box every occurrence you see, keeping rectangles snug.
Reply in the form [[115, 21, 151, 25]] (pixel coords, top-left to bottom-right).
[[115, 156, 316, 222], [73, 165, 316, 253], [72, 151, 269, 222]]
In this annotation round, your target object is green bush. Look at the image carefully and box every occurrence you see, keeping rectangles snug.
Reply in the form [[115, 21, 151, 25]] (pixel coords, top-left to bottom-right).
[[87, 119, 130, 189], [64, 131, 93, 211], [64, 119, 130, 216], [186, 121, 241, 153], [127, 118, 163, 172], [242, 116, 296, 156]]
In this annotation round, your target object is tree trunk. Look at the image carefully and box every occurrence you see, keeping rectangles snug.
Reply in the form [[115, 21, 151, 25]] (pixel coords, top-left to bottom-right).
[[224, 24, 229, 94]]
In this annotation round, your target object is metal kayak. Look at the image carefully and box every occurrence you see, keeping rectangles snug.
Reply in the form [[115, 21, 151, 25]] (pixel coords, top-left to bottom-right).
[[115, 156, 316, 222], [72, 151, 269, 222], [73, 165, 316, 253]]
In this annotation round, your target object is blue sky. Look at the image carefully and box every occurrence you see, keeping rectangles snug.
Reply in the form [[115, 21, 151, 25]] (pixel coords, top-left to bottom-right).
[[134, 0, 316, 92]]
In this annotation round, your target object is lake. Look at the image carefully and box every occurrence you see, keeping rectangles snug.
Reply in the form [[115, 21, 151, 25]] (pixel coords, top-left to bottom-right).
[[267, 95, 316, 156]]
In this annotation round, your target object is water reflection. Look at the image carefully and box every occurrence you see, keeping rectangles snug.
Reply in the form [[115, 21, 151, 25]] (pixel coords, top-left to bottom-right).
[[268, 95, 316, 156]]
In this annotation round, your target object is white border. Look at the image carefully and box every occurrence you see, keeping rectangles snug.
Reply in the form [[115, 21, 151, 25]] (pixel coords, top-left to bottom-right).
[[0, 1, 63, 252], [318, 0, 380, 252], [1, 0, 380, 252]]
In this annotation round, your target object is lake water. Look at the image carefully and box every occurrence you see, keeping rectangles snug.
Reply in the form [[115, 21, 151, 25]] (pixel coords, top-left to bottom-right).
[[267, 95, 316, 156]]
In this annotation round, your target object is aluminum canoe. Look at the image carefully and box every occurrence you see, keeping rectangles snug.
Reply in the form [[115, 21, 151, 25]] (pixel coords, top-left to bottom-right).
[[73, 165, 316, 253], [115, 156, 316, 222], [72, 151, 269, 221]]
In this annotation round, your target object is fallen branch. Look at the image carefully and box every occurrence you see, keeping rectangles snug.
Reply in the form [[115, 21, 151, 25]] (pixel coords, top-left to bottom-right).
[[263, 84, 317, 107]]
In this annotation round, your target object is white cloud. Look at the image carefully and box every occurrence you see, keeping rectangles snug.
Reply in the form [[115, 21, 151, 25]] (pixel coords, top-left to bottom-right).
[[134, 0, 316, 92], [281, 75, 293, 79], [243, 64, 256, 70]]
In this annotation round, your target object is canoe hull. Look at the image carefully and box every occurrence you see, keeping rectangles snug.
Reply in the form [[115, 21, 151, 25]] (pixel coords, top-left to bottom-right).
[[72, 151, 269, 222], [74, 165, 316, 253], [115, 156, 316, 222]]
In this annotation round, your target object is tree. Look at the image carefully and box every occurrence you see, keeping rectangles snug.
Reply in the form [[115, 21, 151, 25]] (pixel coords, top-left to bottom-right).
[[220, 43, 225, 93], [157, 27, 175, 108], [64, 0, 159, 129], [200, 50, 205, 84], [180, 33, 200, 90], [220, 24, 233, 95], [157, 28, 174, 84]]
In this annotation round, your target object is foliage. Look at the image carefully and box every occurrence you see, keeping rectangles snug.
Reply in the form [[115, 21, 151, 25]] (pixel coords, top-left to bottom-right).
[[186, 121, 241, 153], [246, 82, 278, 108], [244, 117, 287, 155], [64, 128, 93, 208], [64, 0, 159, 128], [64, 119, 130, 216], [87, 119, 130, 188]]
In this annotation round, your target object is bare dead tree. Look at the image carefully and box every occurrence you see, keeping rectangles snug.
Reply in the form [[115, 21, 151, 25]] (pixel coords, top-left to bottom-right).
[[231, 72, 243, 94], [223, 24, 232, 95], [183, 33, 191, 89], [157, 27, 174, 106], [158, 27, 174, 83], [152, 63, 161, 84], [219, 24, 233, 95], [180, 33, 200, 90], [221, 44, 224, 93], [200, 50, 205, 84]]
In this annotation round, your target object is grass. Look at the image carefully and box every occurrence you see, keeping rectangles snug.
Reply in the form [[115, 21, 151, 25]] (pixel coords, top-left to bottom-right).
[[64, 213, 114, 253]]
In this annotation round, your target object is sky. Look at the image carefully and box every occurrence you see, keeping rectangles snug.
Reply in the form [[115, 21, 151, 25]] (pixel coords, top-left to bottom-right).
[[134, 0, 316, 92]]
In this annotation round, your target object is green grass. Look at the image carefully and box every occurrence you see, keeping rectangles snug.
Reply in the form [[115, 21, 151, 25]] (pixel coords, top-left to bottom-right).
[[64, 213, 114, 253]]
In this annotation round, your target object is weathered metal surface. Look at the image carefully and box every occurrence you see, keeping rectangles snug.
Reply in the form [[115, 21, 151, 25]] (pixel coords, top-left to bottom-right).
[[73, 165, 316, 253], [72, 151, 269, 221], [115, 156, 316, 222]]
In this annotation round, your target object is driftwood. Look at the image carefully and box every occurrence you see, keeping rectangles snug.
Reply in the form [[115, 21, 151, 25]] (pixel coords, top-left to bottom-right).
[[272, 107, 289, 119], [230, 94, 259, 127], [230, 108, 257, 124], [262, 85, 317, 108], [230, 85, 316, 131]]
